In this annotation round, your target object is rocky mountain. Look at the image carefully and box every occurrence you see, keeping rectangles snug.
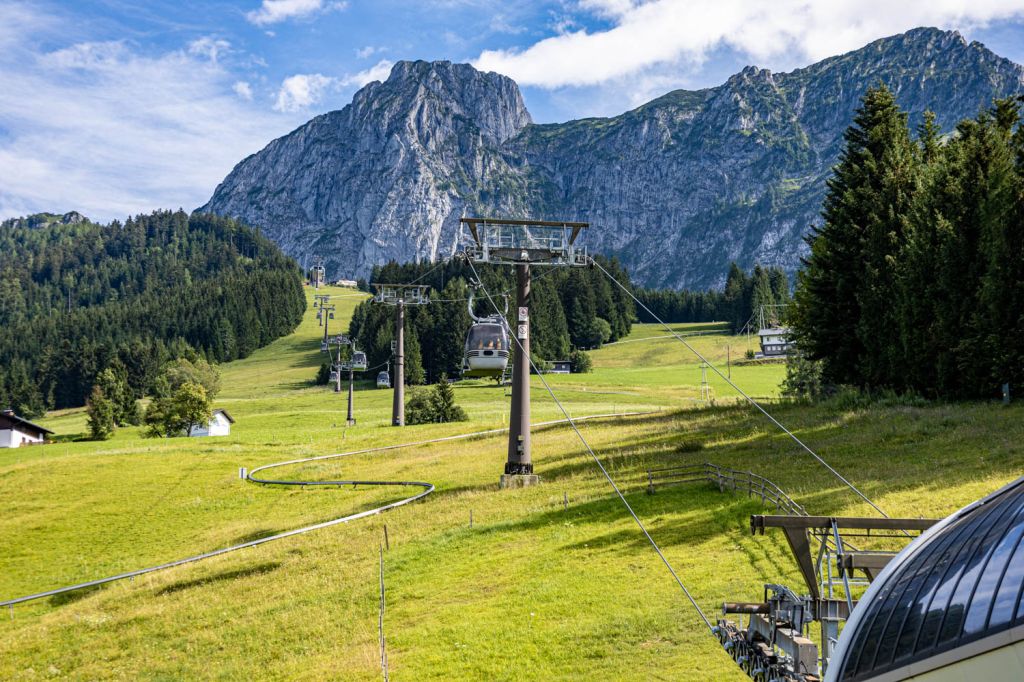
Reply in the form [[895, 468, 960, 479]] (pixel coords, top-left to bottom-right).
[[201, 28, 1024, 289], [2, 211, 89, 230]]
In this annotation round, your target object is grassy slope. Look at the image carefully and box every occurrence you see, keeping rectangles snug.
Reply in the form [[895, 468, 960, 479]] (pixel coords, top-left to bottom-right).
[[2, 285, 1022, 680]]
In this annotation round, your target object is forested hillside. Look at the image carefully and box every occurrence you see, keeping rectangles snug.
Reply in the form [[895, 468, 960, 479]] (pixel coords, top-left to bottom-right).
[[635, 263, 790, 331], [0, 210, 306, 415], [792, 88, 1024, 399], [348, 256, 634, 382]]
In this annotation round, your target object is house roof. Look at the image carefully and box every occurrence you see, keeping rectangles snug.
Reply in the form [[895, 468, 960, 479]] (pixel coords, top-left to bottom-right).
[[212, 408, 235, 424], [758, 327, 791, 336], [0, 409, 54, 435]]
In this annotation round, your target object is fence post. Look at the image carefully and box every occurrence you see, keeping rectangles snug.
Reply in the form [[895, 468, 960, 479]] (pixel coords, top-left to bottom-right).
[[647, 470, 654, 495]]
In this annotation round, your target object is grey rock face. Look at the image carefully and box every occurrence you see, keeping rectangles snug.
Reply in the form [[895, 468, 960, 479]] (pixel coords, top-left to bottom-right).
[[200, 28, 1024, 288]]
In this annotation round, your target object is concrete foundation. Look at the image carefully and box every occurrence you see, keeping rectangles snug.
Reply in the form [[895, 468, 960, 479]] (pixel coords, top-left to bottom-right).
[[500, 474, 541, 489]]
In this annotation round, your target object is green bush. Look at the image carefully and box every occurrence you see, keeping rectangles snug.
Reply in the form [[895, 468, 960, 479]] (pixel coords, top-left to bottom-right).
[[781, 352, 824, 400], [570, 349, 592, 373], [406, 375, 468, 425], [315, 362, 331, 385]]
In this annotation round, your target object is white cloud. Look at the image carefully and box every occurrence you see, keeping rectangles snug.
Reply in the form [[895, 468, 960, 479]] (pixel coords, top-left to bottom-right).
[[246, 0, 348, 26], [475, 0, 1024, 88], [233, 80, 255, 100], [187, 36, 232, 64], [274, 73, 336, 111], [272, 60, 393, 113], [43, 40, 130, 70], [340, 59, 394, 87], [0, 5, 302, 222]]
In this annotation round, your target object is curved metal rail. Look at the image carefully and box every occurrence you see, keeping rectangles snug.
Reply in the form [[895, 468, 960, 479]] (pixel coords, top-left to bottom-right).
[[1, 412, 651, 609]]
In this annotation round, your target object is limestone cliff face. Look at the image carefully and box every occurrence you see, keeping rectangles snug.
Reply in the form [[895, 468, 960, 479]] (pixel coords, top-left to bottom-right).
[[201, 61, 532, 277], [201, 28, 1024, 288]]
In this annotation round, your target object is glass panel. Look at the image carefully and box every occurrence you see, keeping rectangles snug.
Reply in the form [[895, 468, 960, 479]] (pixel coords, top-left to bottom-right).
[[851, 568, 916, 676], [913, 504, 1003, 655], [934, 494, 1022, 646], [988, 532, 1024, 628], [963, 499, 1024, 635], [468, 324, 507, 350], [882, 519, 970, 668], [889, 515, 984, 666]]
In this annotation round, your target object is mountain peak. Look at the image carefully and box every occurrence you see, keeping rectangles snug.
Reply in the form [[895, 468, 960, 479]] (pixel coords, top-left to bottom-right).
[[202, 27, 1024, 287], [354, 59, 532, 144]]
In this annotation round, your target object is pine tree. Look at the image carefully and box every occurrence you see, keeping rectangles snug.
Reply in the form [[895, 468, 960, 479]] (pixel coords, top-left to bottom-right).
[[853, 86, 919, 388], [723, 263, 751, 332], [433, 375, 467, 422], [750, 265, 776, 326], [793, 85, 916, 387], [86, 385, 115, 440], [404, 326, 426, 385]]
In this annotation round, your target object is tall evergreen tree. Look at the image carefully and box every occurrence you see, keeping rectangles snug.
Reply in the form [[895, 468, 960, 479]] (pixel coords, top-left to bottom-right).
[[793, 85, 916, 387], [750, 265, 776, 326]]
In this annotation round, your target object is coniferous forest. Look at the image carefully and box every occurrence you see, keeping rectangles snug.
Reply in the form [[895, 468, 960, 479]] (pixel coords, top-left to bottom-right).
[[0, 210, 306, 416], [348, 256, 635, 383], [792, 87, 1024, 399], [634, 263, 790, 331]]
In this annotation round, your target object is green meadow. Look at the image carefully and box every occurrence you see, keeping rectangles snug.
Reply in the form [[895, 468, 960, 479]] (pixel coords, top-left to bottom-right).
[[2, 285, 1022, 680]]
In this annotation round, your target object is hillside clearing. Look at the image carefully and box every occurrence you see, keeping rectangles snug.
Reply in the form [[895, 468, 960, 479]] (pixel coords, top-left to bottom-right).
[[2, 285, 1021, 680]]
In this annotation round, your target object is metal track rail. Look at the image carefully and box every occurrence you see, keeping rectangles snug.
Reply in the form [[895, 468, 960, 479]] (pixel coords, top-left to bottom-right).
[[1, 412, 650, 609]]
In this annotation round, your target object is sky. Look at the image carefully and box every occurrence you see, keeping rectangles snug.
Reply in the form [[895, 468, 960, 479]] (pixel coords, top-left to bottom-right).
[[2, 0, 1024, 223]]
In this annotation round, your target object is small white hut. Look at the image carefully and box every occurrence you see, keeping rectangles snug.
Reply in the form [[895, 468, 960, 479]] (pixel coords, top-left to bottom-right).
[[0, 409, 52, 448], [188, 409, 235, 437]]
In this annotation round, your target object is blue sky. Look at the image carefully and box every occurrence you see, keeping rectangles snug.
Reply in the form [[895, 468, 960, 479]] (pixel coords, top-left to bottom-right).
[[2, 0, 1024, 222]]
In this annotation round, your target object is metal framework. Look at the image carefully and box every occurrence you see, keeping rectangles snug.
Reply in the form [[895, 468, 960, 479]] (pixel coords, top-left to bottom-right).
[[371, 283, 431, 426], [461, 217, 588, 267], [717, 514, 939, 681], [310, 256, 326, 289], [372, 283, 430, 306], [460, 217, 590, 487]]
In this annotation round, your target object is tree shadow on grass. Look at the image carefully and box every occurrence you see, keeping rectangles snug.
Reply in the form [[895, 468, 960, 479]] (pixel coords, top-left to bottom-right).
[[48, 583, 105, 607], [232, 528, 286, 544], [155, 561, 281, 596]]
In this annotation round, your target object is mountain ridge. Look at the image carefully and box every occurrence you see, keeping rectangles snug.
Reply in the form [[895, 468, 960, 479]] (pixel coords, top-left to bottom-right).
[[200, 27, 1024, 288]]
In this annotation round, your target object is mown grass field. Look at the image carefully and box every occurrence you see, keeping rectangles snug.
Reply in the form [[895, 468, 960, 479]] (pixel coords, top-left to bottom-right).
[[2, 285, 1022, 680]]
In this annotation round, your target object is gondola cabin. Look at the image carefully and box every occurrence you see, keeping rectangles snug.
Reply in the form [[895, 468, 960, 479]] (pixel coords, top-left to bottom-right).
[[376, 371, 391, 389], [463, 319, 510, 378], [329, 369, 339, 383], [351, 351, 368, 371]]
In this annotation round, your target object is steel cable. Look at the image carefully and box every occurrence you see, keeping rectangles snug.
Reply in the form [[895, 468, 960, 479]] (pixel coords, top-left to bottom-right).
[[466, 258, 714, 631], [589, 258, 893, 521]]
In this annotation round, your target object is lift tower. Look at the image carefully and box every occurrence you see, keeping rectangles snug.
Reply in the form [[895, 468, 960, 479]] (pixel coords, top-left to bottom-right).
[[372, 284, 430, 426], [461, 217, 589, 488]]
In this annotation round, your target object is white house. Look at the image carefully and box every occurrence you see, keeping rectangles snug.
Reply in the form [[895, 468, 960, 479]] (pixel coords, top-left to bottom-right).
[[0, 409, 53, 448], [758, 327, 795, 357], [188, 409, 235, 437]]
